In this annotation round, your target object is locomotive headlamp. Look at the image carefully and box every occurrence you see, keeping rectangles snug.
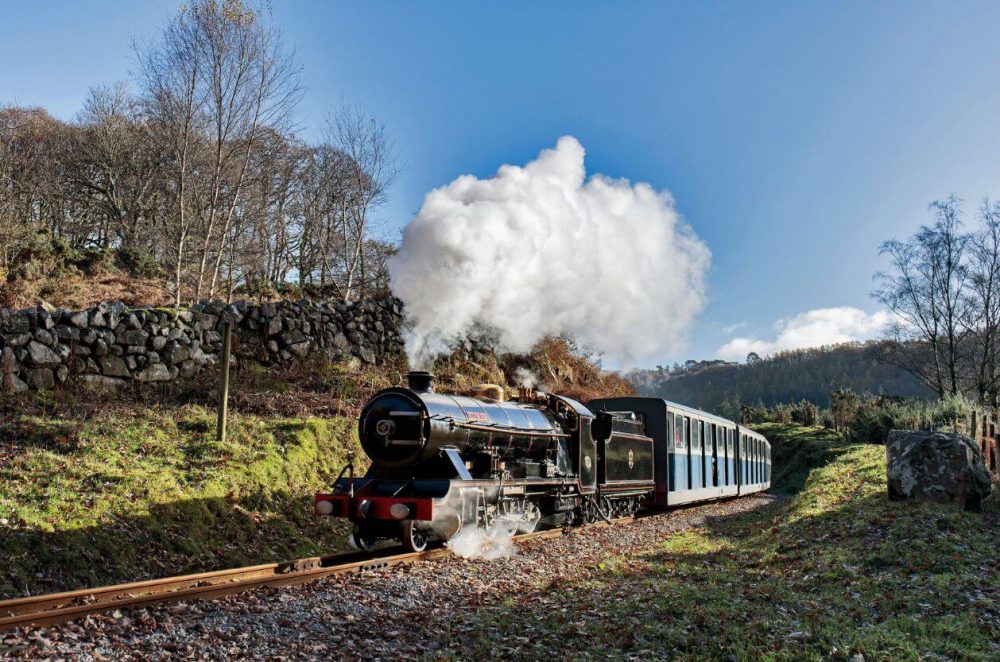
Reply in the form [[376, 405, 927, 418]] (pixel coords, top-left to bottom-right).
[[389, 503, 411, 519], [315, 500, 334, 516]]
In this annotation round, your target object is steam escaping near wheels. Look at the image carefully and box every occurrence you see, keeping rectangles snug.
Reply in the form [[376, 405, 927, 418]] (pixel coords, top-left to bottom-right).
[[389, 136, 711, 368], [447, 519, 517, 561]]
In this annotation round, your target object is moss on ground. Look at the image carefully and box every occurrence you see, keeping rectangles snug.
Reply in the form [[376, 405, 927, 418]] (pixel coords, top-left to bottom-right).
[[465, 424, 999, 661], [0, 405, 363, 599]]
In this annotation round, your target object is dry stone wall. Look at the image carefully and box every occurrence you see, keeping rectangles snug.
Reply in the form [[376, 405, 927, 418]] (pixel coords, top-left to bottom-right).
[[0, 297, 404, 394]]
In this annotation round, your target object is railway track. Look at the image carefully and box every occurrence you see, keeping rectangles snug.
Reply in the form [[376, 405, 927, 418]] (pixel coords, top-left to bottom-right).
[[0, 527, 571, 632]]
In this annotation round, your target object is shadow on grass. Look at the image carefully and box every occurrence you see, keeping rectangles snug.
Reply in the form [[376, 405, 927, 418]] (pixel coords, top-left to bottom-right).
[[0, 491, 352, 601]]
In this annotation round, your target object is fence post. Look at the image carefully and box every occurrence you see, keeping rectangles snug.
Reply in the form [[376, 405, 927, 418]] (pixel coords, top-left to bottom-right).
[[216, 320, 232, 442]]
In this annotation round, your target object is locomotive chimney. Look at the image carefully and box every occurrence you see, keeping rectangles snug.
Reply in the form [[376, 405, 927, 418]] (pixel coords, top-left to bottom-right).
[[407, 371, 435, 392]]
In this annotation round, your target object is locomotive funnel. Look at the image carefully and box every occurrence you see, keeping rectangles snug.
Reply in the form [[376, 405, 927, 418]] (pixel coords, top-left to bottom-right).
[[407, 371, 435, 392]]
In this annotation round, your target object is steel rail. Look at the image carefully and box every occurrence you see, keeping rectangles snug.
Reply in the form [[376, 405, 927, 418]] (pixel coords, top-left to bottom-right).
[[0, 527, 570, 632]]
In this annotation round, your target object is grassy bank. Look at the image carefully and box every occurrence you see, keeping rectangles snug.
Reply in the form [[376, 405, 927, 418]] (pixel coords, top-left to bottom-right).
[[467, 425, 998, 660], [0, 402, 362, 599]]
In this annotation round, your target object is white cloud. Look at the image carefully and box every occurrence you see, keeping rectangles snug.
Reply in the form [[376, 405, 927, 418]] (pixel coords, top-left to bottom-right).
[[721, 321, 747, 335], [717, 307, 891, 362]]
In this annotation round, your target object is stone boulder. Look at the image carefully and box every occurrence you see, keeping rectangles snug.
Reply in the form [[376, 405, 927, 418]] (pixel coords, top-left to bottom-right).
[[886, 430, 992, 511]]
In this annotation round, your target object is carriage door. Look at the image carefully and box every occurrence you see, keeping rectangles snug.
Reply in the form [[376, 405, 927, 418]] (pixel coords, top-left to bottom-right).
[[699, 421, 707, 488], [685, 417, 692, 490], [710, 424, 718, 486], [726, 429, 733, 485]]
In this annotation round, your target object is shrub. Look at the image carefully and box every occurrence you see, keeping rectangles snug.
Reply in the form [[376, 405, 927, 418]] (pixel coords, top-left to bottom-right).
[[932, 392, 972, 427], [791, 399, 818, 426], [5, 228, 83, 282], [241, 275, 280, 302], [116, 247, 162, 279], [850, 394, 923, 444], [77, 247, 116, 275]]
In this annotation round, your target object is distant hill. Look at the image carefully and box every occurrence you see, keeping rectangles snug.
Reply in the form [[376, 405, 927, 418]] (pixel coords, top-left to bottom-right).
[[626, 341, 934, 418]]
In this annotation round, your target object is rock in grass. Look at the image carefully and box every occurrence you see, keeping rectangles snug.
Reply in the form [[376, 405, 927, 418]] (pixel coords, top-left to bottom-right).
[[886, 430, 992, 511]]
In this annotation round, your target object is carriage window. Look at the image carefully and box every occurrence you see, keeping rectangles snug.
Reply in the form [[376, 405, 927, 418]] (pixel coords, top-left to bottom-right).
[[727, 429, 734, 453], [674, 414, 685, 449], [692, 419, 701, 450]]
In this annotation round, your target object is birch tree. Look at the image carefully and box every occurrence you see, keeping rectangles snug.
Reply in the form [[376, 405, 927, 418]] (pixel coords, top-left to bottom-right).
[[326, 106, 397, 301]]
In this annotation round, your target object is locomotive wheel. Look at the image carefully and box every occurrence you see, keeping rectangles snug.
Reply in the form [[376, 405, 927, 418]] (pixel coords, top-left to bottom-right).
[[351, 525, 379, 553], [401, 520, 429, 553], [585, 498, 600, 524]]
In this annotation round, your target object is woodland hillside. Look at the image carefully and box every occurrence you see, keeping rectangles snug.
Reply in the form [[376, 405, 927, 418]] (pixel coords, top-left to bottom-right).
[[628, 341, 935, 417]]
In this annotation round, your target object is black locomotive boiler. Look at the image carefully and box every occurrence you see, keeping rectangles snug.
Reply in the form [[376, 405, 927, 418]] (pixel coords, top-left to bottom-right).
[[314, 371, 769, 551]]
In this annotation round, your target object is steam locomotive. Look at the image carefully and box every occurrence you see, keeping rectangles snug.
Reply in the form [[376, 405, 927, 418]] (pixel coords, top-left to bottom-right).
[[314, 371, 771, 552]]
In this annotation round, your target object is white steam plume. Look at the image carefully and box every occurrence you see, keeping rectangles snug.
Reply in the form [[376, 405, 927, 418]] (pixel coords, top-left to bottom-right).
[[389, 136, 710, 366], [514, 367, 539, 389]]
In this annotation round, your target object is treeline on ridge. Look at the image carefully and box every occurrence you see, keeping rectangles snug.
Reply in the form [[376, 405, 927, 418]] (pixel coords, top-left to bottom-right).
[[627, 341, 935, 420]]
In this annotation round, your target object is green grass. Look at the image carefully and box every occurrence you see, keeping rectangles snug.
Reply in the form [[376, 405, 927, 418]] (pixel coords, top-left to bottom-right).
[[0, 405, 363, 599], [755, 422, 857, 494], [461, 424, 999, 661]]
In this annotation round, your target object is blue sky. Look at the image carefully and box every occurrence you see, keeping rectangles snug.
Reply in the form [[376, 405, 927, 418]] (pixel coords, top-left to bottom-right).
[[4, 1, 1000, 365]]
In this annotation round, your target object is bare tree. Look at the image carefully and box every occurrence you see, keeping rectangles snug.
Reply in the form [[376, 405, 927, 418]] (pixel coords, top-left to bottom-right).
[[67, 84, 166, 251], [137, 6, 206, 306], [0, 106, 68, 271], [874, 196, 970, 397], [326, 106, 397, 301], [179, 0, 301, 301], [965, 199, 1000, 404]]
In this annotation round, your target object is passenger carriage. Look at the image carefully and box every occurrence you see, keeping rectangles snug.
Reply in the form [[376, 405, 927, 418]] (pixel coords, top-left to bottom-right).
[[587, 398, 771, 505]]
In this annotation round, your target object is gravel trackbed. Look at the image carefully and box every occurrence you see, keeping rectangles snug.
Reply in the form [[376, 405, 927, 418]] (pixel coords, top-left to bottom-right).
[[1, 495, 775, 661]]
